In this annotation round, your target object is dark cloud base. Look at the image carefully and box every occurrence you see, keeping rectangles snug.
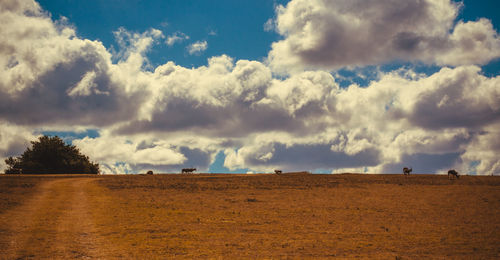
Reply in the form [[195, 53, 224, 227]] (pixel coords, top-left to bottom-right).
[[247, 143, 381, 172], [383, 152, 462, 174]]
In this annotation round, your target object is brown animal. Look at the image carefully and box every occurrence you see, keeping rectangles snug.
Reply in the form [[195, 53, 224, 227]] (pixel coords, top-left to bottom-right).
[[403, 167, 412, 175], [448, 169, 459, 179], [182, 168, 196, 174]]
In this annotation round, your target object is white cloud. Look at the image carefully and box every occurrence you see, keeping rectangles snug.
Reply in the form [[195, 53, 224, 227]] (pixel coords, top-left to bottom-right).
[[461, 123, 500, 176], [166, 32, 189, 46], [267, 0, 500, 73], [187, 40, 208, 55], [73, 134, 187, 172], [222, 66, 500, 175], [0, 1, 163, 127], [67, 71, 110, 97], [71, 131, 223, 174], [115, 55, 276, 136], [436, 19, 500, 66], [1, 0, 499, 175], [263, 18, 275, 32], [266, 71, 338, 117], [0, 121, 38, 171]]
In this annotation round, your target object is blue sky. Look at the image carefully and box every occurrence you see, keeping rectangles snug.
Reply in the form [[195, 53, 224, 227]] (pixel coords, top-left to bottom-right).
[[38, 0, 289, 68], [1, 0, 500, 174], [37, 0, 499, 73], [35, 0, 500, 98], [37, 0, 289, 173]]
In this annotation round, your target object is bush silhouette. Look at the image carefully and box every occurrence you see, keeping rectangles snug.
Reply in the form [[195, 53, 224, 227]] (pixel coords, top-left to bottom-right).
[[4, 135, 99, 174]]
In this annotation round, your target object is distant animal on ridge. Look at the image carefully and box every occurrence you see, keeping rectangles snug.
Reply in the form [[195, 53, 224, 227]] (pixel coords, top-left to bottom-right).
[[274, 170, 282, 175], [147, 170, 153, 175], [403, 167, 412, 175], [182, 168, 196, 174], [448, 169, 459, 179]]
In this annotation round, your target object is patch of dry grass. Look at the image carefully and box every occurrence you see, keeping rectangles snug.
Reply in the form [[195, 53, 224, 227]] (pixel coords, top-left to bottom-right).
[[0, 175, 51, 214], [92, 174, 500, 258], [0, 174, 100, 214], [0, 174, 499, 258]]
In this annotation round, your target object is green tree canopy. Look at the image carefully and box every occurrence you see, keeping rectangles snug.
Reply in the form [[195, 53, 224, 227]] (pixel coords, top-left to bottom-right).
[[4, 135, 99, 174]]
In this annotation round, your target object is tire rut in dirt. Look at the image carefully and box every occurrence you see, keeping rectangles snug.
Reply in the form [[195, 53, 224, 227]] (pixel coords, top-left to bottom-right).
[[0, 178, 101, 259]]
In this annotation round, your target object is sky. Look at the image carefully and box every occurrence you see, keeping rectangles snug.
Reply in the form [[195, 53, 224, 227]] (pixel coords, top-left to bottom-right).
[[0, 0, 499, 175]]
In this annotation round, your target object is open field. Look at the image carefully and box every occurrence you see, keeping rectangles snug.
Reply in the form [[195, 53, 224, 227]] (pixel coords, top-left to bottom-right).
[[0, 173, 499, 258]]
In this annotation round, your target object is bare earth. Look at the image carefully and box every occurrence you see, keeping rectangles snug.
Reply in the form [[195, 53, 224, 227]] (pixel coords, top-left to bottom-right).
[[0, 177, 107, 258], [0, 174, 499, 259]]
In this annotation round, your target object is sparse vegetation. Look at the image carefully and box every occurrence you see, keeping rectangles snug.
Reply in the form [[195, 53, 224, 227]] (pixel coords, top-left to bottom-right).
[[0, 174, 499, 258], [0, 176, 47, 214]]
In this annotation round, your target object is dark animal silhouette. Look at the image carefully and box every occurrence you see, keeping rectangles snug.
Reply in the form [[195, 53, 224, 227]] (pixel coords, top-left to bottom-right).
[[448, 169, 459, 179], [403, 167, 412, 175], [274, 170, 282, 175], [147, 170, 153, 175], [182, 168, 196, 174]]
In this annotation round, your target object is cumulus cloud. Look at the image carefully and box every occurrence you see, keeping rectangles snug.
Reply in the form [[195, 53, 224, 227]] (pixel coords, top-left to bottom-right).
[[73, 134, 185, 174], [1, 0, 499, 175], [115, 55, 281, 136], [436, 19, 500, 66], [0, 131, 34, 158], [223, 66, 500, 174], [0, 121, 38, 170], [460, 123, 500, 176], [267, 0, 500, 73], [0, 1, 164, 127], [187, 40, 208, 55], [224, 138, 381, 173], [72, 131, 221, 174]]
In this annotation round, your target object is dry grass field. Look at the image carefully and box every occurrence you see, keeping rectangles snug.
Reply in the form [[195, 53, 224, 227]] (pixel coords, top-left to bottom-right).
[[0, 173, 499, 259]]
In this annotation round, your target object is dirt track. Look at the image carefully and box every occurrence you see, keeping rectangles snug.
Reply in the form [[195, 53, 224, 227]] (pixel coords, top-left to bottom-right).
[[0, 178, 106, 259]]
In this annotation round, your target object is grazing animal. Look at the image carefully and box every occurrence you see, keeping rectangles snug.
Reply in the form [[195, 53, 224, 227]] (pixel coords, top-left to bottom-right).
[[146, 170, 153, 175], [182, 168, 196, 174], [274, 170, 282, 175], [403, 167, 412, 175], [448, 169, 459, 179]]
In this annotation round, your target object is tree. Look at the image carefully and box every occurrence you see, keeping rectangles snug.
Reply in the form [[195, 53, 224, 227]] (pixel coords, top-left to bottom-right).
[[4, 135, 99, 174]]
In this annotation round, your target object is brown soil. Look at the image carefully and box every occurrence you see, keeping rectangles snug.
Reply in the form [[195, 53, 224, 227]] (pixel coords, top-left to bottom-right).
[[0, 174, 499, 259], [0, 177, 108, 258]]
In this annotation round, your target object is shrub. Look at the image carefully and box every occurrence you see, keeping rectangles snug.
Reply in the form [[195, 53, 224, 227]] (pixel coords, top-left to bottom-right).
[[4, 135, 99, 174]]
